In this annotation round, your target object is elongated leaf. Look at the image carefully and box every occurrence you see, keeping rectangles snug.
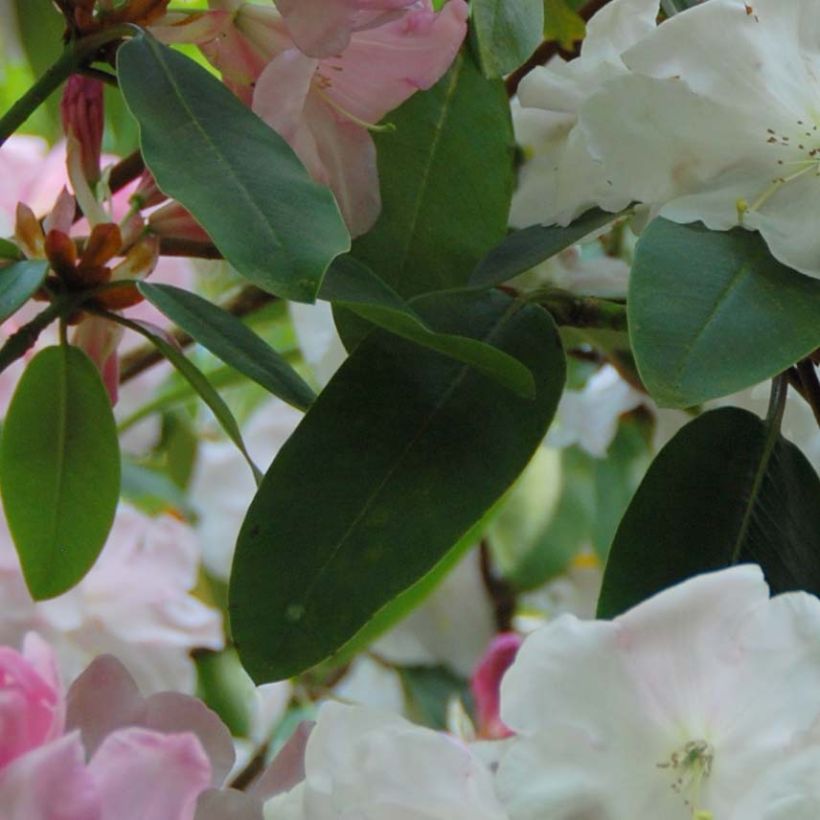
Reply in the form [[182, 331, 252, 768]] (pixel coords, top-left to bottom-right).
[[630, 220, 820, 408], [231, 290, 565, 681], [470, 208, 625, 289], [321, 257, 534, 396], [352, 49, 514, 297], [597, 407, 820, 618], [472, 0, 543, 78], [117, 35, 349, 302], [137, 283, 315, 411], [0, 260, 48, 323], [111, 314, 261, 483], [0, 346, 120, 599]]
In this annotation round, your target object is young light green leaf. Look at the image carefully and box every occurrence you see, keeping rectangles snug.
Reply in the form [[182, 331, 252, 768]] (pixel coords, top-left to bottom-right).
[[597, 407, 820, 618], [471, 0, 544, 78], [137, 283, 315, 411], [117, 35, 350, 302], [352, 49, 514, 297], [230, 290, 565, 682], [469, 208, 626, 289], [0, 345, 120, 599], [630, 220, 820, 408], [320, 257, 535, 397], [109, 313, 262, 483], [0, 260, 49, 324]]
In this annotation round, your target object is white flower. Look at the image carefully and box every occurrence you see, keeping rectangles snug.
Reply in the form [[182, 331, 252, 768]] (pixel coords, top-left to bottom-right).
[[585, 0, 820, 278], [547, 364, 645, 458], [288, 300, 347, 388], [523, 0, 820, 278], [496, 565, 820, 819], [0, 504, 223, 694], [263, 701, 507, 820], [510, 0, 659, 227], [190, 400, 302, 580], [372, 548, 498, 678]]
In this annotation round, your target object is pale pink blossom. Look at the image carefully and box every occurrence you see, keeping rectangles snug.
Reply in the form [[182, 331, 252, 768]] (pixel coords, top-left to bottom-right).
[[0, 634, 64, 770], [155, 0, 468, 235], [273, 0, 416, 58], [0, 637, 225, 820], [0, 504, 223, 695]]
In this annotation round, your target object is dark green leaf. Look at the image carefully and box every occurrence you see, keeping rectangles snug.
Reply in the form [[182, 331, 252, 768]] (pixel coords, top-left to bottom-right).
[[597, 407, 820, 618], [630, 220, 820, 408], [470, 208, 625, 289], [0, 239, 23, 260], [117, 35, 349, 302], [0, 346, 120, 599], [317, 509, 495, 670], [471, 0, 544, 78], [231, 290, 565, 681], [110, 313, 262, 483], [320, 257, 535, 397], [0, 260, 48, 323], [138, 283, 315, 411], [353, 49, 514, 297]]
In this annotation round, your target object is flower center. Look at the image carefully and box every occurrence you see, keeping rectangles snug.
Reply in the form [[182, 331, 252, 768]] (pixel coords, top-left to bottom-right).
[[656, 739, 714, 820], [737, 120, 820, 220]]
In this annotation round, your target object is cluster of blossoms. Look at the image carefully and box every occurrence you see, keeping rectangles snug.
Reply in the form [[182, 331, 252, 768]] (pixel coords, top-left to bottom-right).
[[6, 565, 820, 818], [153, 0, 468, 235], [514, 0, 820, 280]]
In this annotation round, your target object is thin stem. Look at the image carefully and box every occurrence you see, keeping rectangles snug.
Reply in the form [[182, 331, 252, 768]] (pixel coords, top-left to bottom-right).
[[505, 0, 612, 96], [766, 371, 789, 429], [534, 290, 628, 332], [0, 25, 137, 147], [729, 373, 789, 565]]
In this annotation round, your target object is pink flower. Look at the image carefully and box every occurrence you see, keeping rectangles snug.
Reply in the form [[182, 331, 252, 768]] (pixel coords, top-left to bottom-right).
[[0, 504, 223, 695], [471, 632, 522, 740], [273, 0, 416, 58], [0, 636, 227, 820], [253, 0, 468, 234], [154, 0, 468, 235], [61, 76, 104, 187], [0, 634, 63, 771]]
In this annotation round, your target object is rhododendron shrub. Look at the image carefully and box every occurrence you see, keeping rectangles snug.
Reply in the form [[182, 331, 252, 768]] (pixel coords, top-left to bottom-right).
[[0, 0, 819, 815]]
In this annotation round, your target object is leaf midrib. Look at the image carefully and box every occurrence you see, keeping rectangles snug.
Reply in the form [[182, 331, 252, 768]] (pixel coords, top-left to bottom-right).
[[265, 300, 523, 658]]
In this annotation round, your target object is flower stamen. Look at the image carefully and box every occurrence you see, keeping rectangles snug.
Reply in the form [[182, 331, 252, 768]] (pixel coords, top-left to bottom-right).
[[657, 739, 714, 820]]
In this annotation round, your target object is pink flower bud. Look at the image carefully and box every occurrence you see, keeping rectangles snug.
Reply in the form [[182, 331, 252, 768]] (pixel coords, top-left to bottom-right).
[[61, 76, 104, 186], [471, 632, 522, 740]]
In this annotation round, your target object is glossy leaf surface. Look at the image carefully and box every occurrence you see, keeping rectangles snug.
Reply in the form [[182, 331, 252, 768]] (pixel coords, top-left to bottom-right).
[[321, 257, 535, 396], [352, 50, 514, 297], [597, 407, 820, 618], [0, 346, 120, 599], [469, 208, 624, 289], [472, 0, 544, 78], [118, 35, 349, 302], [0, 260, 48, 324], [231, 290, 565, 681], [630, 220, 820, 407], [138, 283, 315, 411]]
